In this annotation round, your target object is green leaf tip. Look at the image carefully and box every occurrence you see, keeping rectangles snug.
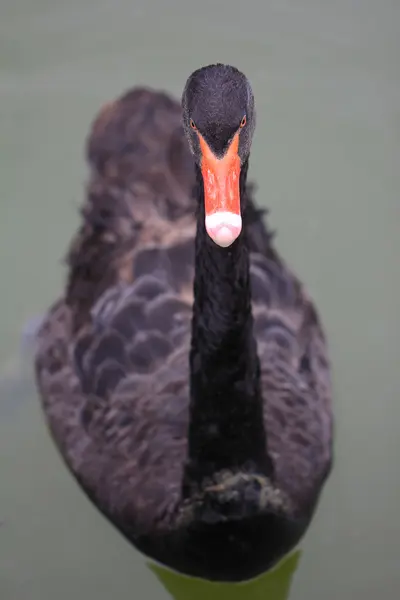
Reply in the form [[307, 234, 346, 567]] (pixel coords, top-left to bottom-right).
[[148, 549, 301, 600]]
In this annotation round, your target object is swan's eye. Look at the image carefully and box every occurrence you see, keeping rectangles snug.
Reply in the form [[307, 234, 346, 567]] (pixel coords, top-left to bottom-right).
[[240, 115, 247, 128], [190, 119, 197, 130]]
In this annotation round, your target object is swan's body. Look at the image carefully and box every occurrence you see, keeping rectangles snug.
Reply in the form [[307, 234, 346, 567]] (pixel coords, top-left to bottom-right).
[[35, 65, 333, 582]]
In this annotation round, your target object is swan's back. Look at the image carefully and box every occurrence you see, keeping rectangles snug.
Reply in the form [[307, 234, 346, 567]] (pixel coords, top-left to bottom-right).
[[67, 88, 197, 323]]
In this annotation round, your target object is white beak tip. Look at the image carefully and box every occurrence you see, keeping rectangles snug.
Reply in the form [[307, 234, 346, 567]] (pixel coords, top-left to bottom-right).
[[205, 212, 242, 248]]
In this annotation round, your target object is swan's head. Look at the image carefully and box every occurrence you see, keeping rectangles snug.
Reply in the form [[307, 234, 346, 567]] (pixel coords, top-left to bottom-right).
[[182, 64, 256, 248]]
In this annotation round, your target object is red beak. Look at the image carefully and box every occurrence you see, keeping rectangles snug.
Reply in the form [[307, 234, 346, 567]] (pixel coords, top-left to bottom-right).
[[198, 132, 242, 247]]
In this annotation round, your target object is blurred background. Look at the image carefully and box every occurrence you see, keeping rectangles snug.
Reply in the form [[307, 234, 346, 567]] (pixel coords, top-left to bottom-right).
[[0, 1, 399, 598]]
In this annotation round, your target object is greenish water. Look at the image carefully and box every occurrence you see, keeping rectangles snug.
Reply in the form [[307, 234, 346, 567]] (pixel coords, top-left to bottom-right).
[[1, 1, 399, 598]]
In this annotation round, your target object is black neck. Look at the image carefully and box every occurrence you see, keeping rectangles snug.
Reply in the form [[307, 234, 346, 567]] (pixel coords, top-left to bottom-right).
[[185, 162, 271, 491]]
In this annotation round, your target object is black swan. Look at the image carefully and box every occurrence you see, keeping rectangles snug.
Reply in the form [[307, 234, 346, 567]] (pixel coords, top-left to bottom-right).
[[34, 64, 333, 582]]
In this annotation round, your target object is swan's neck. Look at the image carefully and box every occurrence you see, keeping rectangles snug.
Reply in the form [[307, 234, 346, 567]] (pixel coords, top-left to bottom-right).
[[186, 163, 271, 490]]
